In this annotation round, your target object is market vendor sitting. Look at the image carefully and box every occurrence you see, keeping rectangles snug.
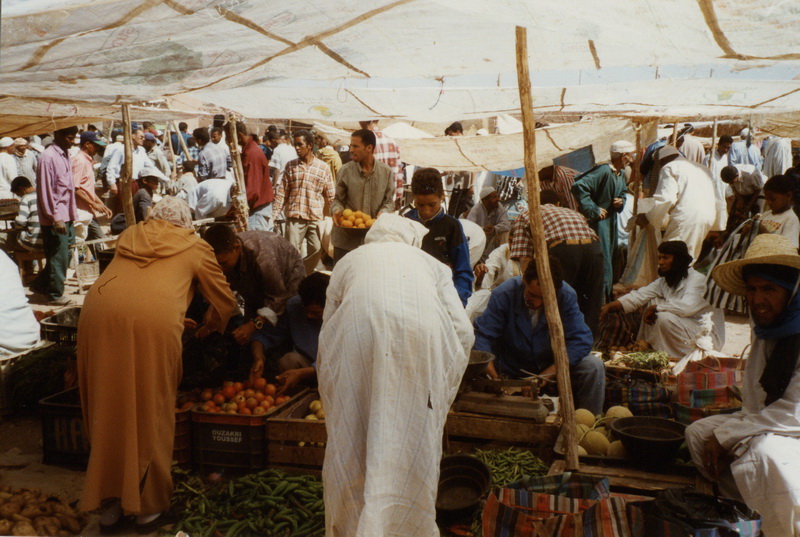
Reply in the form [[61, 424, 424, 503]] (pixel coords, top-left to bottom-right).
[[249, 272, 329, 393], [600, 240, 725, 358], [473, 255, 605, 414], [686, 234, 800, 537], [203, 224, 305, 345]]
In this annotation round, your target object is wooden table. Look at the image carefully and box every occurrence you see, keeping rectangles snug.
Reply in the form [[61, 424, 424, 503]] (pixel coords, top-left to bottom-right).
[[548, 459, 713, 495]]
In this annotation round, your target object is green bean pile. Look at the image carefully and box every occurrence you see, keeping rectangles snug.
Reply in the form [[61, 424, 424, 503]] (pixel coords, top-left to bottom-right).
[[167, 468, 324, 537], [471, 447, 549, 487]]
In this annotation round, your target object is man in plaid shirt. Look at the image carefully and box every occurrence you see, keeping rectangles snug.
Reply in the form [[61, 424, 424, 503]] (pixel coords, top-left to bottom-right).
[[511, 191, 604, 335], [270, 130, 335, 256], [360, 121, 404, 206]]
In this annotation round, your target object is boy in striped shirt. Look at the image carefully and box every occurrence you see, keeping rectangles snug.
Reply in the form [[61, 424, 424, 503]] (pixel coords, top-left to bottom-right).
[[11, 176, 43, 251]]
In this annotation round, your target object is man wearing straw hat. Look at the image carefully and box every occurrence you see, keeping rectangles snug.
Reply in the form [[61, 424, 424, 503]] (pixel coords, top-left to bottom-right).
[[686, 233, 800, 536]]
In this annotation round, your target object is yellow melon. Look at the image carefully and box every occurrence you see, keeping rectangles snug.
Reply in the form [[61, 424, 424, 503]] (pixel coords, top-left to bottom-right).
[[575, 408, 596, 428], [579, 430, 611, 456]]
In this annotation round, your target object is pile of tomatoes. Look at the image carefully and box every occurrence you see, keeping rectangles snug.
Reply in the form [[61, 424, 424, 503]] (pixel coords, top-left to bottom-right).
[[194, 379, 292, 415]]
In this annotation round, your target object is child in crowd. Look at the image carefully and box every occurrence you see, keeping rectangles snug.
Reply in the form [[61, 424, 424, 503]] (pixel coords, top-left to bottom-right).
[[10, 176, 42, 251], [404, 167, 473, 305], [760, 174, 800, 248]]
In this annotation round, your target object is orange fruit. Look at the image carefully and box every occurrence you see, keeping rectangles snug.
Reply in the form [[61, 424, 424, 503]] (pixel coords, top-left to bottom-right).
[[233, 382, 243, 392], [246, 397, 258, 409], [226, 409, 237, 414], [342, 220, 354, 228], [357, 223, 366, 229], [253, 378, 267, 391], [253, 406, 266, 415], [233, 394, 246, 405], [265, 384, 277, 397], [244, 389, 255, 399], [180, 402, 194, 411], [342, 209, 353, 218], [239, 407, 252, 415], [260, 400, 272, 409], [213, 393, 225, 406], [201, 389, 213, 401], [265, 396, 275, 405], [222, 385, 236, 399], [254, 392, 265, 403]]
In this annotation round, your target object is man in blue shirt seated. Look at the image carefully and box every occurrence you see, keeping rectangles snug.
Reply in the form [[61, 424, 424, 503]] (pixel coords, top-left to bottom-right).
[[249, 272, 329, 394], [473, 255, 605, 413]]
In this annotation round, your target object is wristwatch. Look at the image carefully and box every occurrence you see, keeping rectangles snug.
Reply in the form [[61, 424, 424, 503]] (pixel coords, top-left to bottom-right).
[[252, 316, 265, 330]]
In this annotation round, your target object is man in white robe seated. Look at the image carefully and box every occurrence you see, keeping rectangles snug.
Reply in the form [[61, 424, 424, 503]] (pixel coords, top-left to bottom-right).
[[0, 251, 40, 355], [686, 234, 800, 537], [600, 240, 724, 357]]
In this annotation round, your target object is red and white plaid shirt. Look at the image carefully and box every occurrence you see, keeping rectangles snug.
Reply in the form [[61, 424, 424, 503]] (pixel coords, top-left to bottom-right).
[[273, 156, 335, 222], [510, 206, 597, 258], [373, 130, 404, 200]]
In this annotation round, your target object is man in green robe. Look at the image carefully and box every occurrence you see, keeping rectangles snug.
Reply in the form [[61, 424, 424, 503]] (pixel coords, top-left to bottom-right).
[[571, 140, 636, 298]]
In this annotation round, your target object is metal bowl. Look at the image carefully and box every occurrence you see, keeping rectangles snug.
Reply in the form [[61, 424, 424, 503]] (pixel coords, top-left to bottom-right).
[[436, 455, 492, 522], [609, 416, 686, 466], [461, 350, 495, 383]]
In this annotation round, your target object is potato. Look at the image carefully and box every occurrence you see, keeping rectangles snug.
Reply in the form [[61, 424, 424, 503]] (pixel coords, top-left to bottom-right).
[[11, 521, 37, 536], [55, 513, 81, 534], [0, 520, 12, 535], [0, 502, 21, 518], [21, 504, 50, 518]]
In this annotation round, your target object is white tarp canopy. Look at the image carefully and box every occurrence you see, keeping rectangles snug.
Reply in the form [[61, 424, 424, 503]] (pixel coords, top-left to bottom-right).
[[0, 96, 217, 138], [397, 117, 656, 172], [2, 0, 800, 120]]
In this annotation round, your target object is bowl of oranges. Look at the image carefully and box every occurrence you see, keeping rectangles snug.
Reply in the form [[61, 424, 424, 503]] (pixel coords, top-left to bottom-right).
[[335, 209, 376, 234]]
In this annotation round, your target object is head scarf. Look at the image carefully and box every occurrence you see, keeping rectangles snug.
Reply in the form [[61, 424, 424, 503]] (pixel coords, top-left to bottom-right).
[[365, 213, 428, 248], [479, 185, 496, 199], [742, 263, 800, 405], [658, 240, 692, 288], [147, 196, 193, 229]]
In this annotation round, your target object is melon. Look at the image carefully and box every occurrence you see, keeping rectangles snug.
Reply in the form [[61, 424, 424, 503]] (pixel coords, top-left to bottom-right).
[[576, 423, 591, 437], [607, 440, 627, 458], [575, 408, 597, 428], [577, 445, 588, 456], [605, 406, 633, 420], [579, 430, 611, 456]]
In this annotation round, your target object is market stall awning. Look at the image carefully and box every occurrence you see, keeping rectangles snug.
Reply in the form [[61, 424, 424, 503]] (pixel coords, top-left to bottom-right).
[[2, 0, 799, 113]]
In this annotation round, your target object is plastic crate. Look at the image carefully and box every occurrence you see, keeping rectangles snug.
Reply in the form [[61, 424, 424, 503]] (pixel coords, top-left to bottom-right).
[[191, 388, 308, 475], [266, 390, 327, 470], [1, 342, 56, 418], [39, 388, 90, 468], [40, 307, 81, 346], [40, 387, 194, 470]]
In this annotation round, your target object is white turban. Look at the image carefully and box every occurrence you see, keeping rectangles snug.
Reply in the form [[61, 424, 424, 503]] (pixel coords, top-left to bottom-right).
[[479, 185, 496, 199], [610, 140, 636, 154], [0, 137, 13, 149]]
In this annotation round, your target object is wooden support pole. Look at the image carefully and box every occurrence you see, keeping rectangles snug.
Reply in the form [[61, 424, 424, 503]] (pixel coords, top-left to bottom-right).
[[709, 118, 718, 170], [227, 116, 250, 230], [164, 123, 177, 181], [515, 26, 579, 471], [630, 122, 643, 246], [171, 121, 191, 159], [671, 122, 678, 146], [119, 104, 136, 227]]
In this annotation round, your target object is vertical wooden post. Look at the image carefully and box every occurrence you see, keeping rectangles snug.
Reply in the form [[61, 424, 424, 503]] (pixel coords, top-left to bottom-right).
[[171, 121, 191, 159], [515, 26, 579, 471], [164, 122, 177, 181], [119, 104, 136, 227], [631, 122, 643, 245], [671, 122, 678, 146], [709, 118, 718, 170], [227, 116, 250, 230]]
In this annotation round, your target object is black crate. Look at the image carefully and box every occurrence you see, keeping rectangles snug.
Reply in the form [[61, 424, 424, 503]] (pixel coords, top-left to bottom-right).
[[191, 411, 267, 475], [40, 307, 81, 346], [191, 388, 308, 475], [40, 388, 193, 470], [39, 387, 90, 468]]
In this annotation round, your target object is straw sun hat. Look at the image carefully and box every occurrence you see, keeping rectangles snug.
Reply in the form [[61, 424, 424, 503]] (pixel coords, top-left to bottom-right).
[[712, 234, 800, 296]]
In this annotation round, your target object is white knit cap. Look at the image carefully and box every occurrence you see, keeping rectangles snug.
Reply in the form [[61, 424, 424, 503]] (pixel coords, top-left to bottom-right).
[[610, 140, 636, 153], [0, 137, 13, 148], [480, 185, 497, 199]]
